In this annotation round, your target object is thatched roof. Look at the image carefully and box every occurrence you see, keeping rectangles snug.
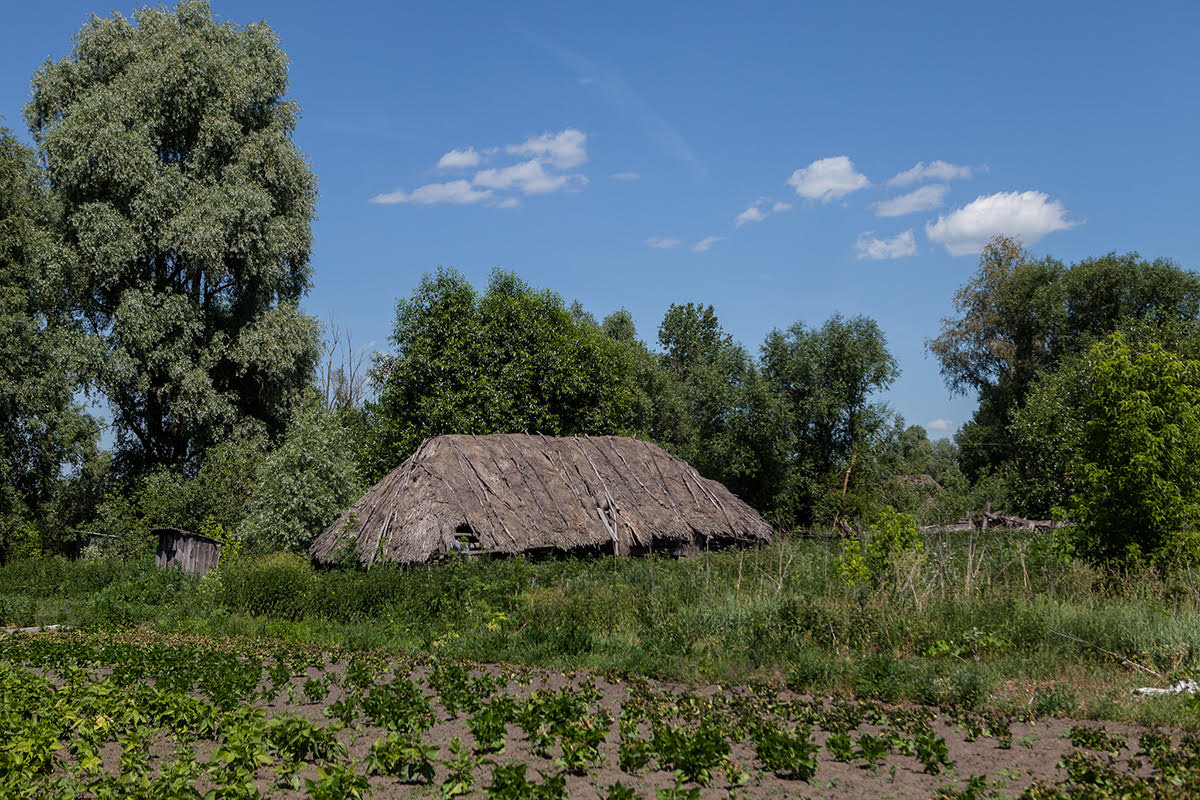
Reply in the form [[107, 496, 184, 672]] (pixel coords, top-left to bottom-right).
[[310, 433, 774, 565]]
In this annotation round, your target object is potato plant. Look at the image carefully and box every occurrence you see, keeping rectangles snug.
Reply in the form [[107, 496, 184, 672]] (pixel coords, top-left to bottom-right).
[[3, 629, 1200, 799]]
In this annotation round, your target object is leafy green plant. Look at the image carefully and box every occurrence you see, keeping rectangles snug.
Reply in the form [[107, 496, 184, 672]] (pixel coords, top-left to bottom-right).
[[1068, 725, 1126, 755], [754, 725, 819, 780], [556, 713, 610, 774], [303, 676, 328, 703], [925, 628, 1011, 661], [839, 506, 923, 586], [324, 697, 359, 727], [265, 714, 343, 763], [857, 732, 890, 765], [366, 732, 437, 783], [304, 762, 369, 800], [362, 677, 436, 734], [619, 719, 652, 772], [606, 782, 641, 800], [440, 737, 479, 799], [914, 727, 953, 774], [467, 696, 514, 754], [483, 763, 567, 800], [826, 732, 855, 761], [651, 721, 730, 785]]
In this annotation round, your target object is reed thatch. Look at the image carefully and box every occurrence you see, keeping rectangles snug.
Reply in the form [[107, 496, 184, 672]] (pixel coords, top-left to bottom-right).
[[310, 433, 774, 565]]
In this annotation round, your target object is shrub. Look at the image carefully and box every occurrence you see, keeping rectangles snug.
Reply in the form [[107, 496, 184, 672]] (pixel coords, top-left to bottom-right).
[[241, 396, 364, 554], [223, 552, 313, 619], [785, 642, 836, 693], [851, 653, 908, 702], [1014, 333, 1200, 561], [839, 506, 923, 586]]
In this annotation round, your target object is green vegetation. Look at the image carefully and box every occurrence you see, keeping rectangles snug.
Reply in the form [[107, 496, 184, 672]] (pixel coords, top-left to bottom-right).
[[26, 0, 320, 475], [929, 236, 1200, 506], [5, 5, 1200, 796], [1015, 332, 1200, 561], [2, 626, 1200, 798], [11, 4, 1200, 564], [366, 268, 640, 477], [0, 127, 98, 563], [6, 526, 1200, 734]]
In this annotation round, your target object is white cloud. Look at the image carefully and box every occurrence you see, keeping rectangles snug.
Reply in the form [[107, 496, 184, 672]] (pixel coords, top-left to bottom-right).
[[772, 201, 792, 212], [875, 184, 949, 217], [369, 180, 493, 205], [787, 156, 869, 203], [926, 418, 954, 433], [436, 147, 482, 169], [926, 191, 1078, 256], [692, 236, 724, 253], [473, 159, 586, 195], [646, 237, 681, 249], [376, 127, 589, 207], [889, 160, 973, 187], [855, 229, 917, 260], [506, 129, 588, 169], [611, 171, 640, 181], [735, 204, 768, 227]]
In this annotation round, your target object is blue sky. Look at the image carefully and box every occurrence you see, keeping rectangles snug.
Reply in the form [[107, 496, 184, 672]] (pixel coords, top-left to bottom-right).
[[4, 1, 1198, 438]]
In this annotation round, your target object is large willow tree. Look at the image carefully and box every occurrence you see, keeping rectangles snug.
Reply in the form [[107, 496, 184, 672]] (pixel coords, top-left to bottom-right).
[[26, 1, 319, 473], [0, 126, 98, 561]]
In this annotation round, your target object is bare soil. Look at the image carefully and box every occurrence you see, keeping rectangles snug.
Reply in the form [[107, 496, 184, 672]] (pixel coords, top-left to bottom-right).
[[84, 657, 1166, 799]]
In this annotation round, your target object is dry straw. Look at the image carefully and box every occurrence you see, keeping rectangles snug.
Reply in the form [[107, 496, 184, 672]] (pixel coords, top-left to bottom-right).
[[309, 433, 774, 565]]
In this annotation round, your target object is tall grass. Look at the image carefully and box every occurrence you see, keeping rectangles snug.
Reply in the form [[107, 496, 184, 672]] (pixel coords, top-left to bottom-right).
[[4, 528, 1199, 717]]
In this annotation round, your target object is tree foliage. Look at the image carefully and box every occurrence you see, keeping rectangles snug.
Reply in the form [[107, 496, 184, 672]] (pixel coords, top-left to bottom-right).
[[762, 314, 900, 525], [0, 125, 97, 562], [242, 396, 365, 554], [1013, 333, 1200, 560], [367, 268, 638, 475], [653, 303, 793, 512], [930, 235, 1200, 484], [26, 1, 319, 474]]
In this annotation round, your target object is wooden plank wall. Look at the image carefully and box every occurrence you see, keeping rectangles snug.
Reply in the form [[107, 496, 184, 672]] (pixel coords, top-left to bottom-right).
[[154, 529, 222, 574]]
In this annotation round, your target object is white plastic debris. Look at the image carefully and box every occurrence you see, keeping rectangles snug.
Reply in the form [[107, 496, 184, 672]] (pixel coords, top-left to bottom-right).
[[1134, 679, 1200, 696]]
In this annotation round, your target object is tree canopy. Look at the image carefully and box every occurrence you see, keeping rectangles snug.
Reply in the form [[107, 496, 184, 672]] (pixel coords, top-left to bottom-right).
[[367, 268, 638, 476], [762, 314, 899, 525], [1014, 333, 1200, 560], [0, 125, 97, 561], [26, 1, 319, 474], [929, 235, 1200, 486]]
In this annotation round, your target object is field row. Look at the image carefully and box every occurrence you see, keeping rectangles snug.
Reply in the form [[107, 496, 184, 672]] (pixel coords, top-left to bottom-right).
[[1, 630, 1197, 798]]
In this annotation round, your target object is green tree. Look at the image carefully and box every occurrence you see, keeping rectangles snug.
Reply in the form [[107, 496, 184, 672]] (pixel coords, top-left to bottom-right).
[[656, 303, 749, 470], [367, 268, 637, 474], [762, 314, 899, 525], [930, 236, 1200, 484], [1013, 332, 1200, 560], [26, 2, 319, 474], [0, 125, 97, 562], [599, 309, 691, 453], [653, 303, 791, 509], [242, 395, 364, 554]]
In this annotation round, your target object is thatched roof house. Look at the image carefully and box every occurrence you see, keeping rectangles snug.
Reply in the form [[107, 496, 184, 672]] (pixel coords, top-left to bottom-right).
[[310, 433, 773, 566]]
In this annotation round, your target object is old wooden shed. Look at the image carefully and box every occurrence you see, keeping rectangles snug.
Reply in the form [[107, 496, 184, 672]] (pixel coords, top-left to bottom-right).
[[154, 528, 222, 574]]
